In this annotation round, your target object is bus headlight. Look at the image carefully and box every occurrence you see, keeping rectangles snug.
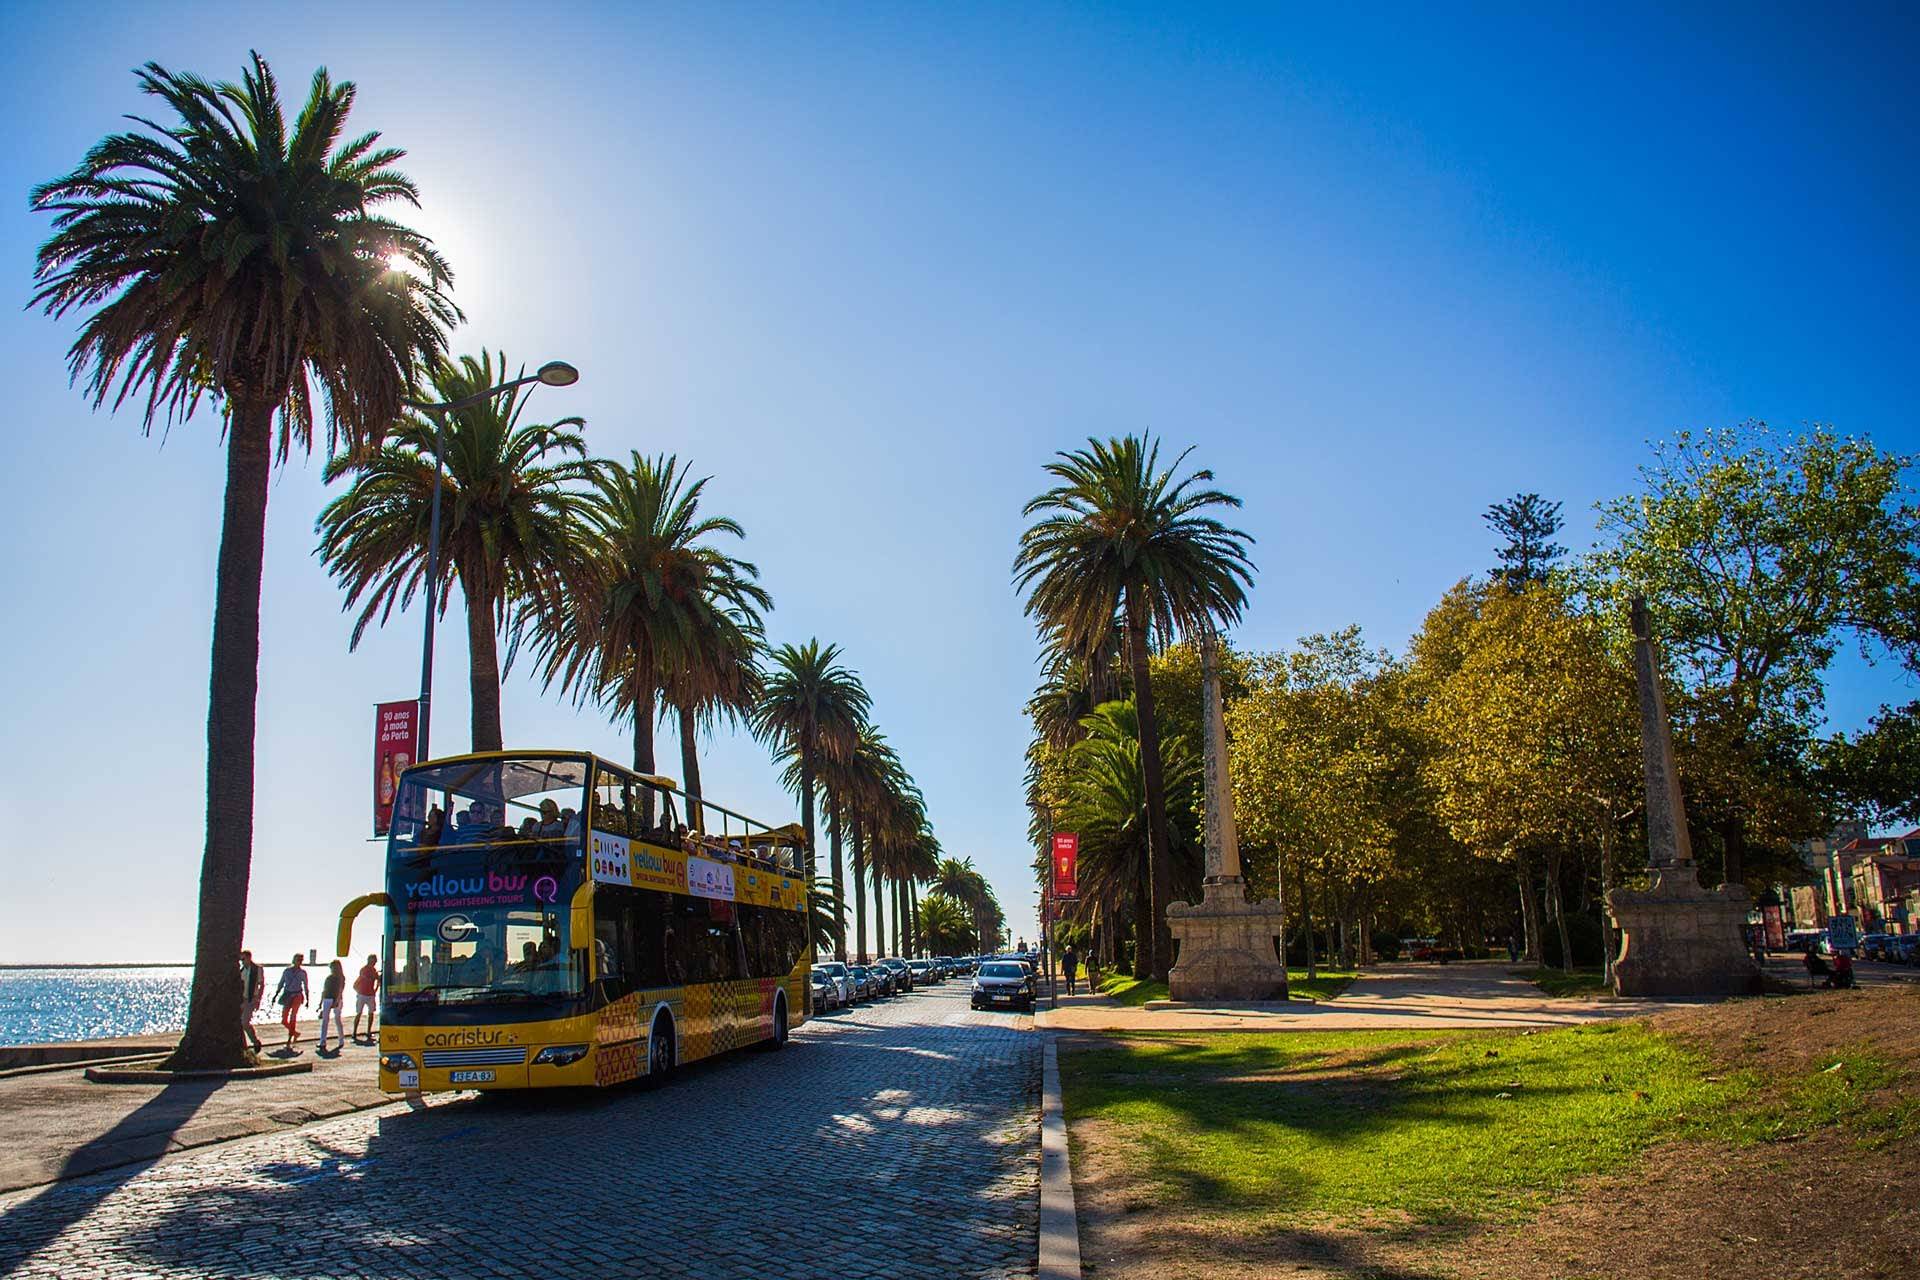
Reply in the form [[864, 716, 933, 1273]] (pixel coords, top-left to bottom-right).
[[533, 1044, 590, 1067], [380, 1053, 416, 1073]]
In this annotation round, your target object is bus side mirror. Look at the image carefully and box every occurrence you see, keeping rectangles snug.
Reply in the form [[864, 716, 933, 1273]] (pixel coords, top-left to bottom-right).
[[570, 882, 593, 952]]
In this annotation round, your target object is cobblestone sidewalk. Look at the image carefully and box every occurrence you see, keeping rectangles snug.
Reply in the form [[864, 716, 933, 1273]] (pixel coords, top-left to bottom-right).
[[0, 986, 1041, 1279]]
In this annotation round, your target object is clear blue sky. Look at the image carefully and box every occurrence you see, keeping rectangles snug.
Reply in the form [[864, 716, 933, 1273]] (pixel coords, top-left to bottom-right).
[[1, 2, 1915, 962]]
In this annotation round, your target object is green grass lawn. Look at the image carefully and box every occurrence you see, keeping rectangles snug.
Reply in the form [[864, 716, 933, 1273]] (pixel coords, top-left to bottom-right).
[[1096, 968, 1355, 1006], [1062, 1024, 1751, 1221], [1517, 966, 1610, 997]]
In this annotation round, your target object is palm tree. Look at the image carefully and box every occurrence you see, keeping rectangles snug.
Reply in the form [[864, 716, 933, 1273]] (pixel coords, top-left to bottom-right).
[[1061, 699, 1203, 973], [31, 55, 456, 1069], [830, 724, 904, 961], [934, 856, 991, 943], [753, 642, 869, 952], [317, 350, 591, 752], [531, 454, 768, 806], [1014, 435, 1254, 980], [916, 893, 976, 956], [662, 587, 767, 816]]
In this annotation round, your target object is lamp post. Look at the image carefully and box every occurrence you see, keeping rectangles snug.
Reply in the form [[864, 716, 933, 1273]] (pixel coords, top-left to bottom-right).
[[413, 359, 579, 758]]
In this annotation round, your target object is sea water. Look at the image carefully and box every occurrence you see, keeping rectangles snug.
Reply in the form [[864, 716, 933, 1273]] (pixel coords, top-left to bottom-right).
[[0, 967, 194, 1046]]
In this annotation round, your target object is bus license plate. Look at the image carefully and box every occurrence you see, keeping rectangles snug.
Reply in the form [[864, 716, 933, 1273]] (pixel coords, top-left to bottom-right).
[[397, 1070, 419, 1088], [449, 1070, 495, 1084]]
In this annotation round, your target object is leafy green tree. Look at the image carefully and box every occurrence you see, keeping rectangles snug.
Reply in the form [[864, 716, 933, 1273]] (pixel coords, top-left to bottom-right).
[[1015, 435, 1254, 979], [753, 641, 869, 949], [1817, 701, 1920, 828], [1585, 424, 1920, 882], [31, 55, 456, 1068], [317, 350, 591, 752], [531, 454, 769, 798]]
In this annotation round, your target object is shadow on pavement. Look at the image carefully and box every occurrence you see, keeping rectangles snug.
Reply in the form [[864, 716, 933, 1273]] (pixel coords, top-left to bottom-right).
[[0, 1081, 214, 1276]]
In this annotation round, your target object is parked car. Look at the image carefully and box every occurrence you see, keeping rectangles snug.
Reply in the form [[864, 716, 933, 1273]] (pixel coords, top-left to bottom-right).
[[1892, 935, 1920, 966], [879, 958, 913, 991], [1858, 933, 1892, 961], [812, 961, 856, 1006], [1784, 929, 1825, 954], [971, 960, 1037, 1011], [908, 959, 937, 985], [951, 956, 977, 976], [810, 969, 840, 1012], [847, 965, 879, 1000]]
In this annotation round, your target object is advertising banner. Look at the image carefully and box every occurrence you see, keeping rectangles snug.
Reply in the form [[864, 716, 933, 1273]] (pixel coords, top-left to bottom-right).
[[1052, 832, 1079, 899], [590, 830, 631, 886], [688, 855, 737, 902], [374, 700, 419, 837]]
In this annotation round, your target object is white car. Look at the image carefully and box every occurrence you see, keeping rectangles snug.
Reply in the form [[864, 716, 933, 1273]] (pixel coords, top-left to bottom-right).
[[812, 961, 856, 1006]]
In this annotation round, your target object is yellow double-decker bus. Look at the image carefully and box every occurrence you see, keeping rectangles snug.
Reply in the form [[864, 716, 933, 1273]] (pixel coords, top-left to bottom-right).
[[338, 750, 811, 1093]]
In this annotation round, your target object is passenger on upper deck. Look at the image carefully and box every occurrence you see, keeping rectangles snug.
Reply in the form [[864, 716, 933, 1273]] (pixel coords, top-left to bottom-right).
[[537, 799, 564, 837]]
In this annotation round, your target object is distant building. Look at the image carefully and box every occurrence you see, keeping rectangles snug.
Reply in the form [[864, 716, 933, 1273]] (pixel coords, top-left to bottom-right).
[[1783, 822, 1868, 928]]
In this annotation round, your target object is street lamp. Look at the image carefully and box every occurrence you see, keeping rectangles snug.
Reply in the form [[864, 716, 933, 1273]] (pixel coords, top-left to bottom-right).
[[411, 359, 580, 758]]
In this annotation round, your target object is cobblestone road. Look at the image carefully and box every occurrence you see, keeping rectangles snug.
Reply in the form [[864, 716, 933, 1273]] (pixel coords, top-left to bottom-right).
[[0, 985, 1040, 1279]]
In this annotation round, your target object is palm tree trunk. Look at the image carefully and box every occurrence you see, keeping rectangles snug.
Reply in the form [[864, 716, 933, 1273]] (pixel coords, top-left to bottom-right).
[[908, 881, 920, 957], [1130, 840, 1151, 976], [827, 796, 847, 961], [872, 866, 887, 956], [677, 702, 703, 819], [462, 570, 504, 753], [1123, 585, 1175, 982], [850, 810, 867, 962], [799, 745, 817, 880], [167, 401, 273, 1071], [631, 640, 657, 823]]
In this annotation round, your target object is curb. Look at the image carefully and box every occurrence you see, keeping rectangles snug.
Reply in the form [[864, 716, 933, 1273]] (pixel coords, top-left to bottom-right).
[[85, 1061, 314, 1084], [1038, 1037, 1081, 1280]]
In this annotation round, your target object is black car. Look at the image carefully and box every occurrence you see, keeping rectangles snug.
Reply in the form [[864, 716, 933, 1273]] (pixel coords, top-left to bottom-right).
[[971, 960, 1035, 1011]]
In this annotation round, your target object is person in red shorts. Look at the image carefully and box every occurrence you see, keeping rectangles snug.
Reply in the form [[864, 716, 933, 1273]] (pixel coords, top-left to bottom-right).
[[273, 954, 309, 1051], [351, 953, 382, 1045]]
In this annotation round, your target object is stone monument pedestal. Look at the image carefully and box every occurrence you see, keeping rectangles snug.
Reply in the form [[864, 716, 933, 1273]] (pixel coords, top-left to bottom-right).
[[1608, 868, 1760, 998], [1166, 877, 1290, 1002]]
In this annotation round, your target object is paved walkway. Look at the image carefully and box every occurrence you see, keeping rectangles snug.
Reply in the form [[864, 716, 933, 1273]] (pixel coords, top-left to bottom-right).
[[0, 1017, 390, 1195], [0, 985, 1041, 1279], [1035, 960, 1702, 1032]]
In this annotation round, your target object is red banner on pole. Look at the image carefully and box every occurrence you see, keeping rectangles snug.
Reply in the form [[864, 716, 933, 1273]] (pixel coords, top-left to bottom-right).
[[1052, 831, 1079, 899], [374, 701, 419, 837]]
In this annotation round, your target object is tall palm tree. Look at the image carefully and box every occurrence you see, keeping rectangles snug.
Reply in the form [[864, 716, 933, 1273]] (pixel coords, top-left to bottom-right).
[[753, 641, 869, 951], [662, 587, 767, 816], [31, 55, 456, 1069], [1014, 435, 1254, 980], [833, 724, 904, 961], [531, 454, 768, 806], [317, 349, 591, 752]]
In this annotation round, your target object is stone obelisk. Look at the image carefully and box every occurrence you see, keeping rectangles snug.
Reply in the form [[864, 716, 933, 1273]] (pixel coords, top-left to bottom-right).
[[1165, 629, 1289, 1002], [1607, 598, 1759, 997]]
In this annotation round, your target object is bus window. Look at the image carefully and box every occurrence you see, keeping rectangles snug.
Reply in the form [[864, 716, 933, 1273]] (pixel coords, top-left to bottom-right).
[[593, 774, 633, 838]]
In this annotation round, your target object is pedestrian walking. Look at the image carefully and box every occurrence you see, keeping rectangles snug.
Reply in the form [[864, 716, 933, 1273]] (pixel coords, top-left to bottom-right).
[[238, 950, 264, 1052], [1505, 933, 1520, 964], [1062, 946, 1080, 996], [316, 960, 347, 1054], [274, 954, 309, 1050], [351, 953, 381, 1044]]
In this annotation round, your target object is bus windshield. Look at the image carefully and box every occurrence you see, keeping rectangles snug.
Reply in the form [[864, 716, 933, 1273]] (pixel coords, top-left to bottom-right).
[[386, 846, 584, 1007], [388, 755, 590, 856]]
